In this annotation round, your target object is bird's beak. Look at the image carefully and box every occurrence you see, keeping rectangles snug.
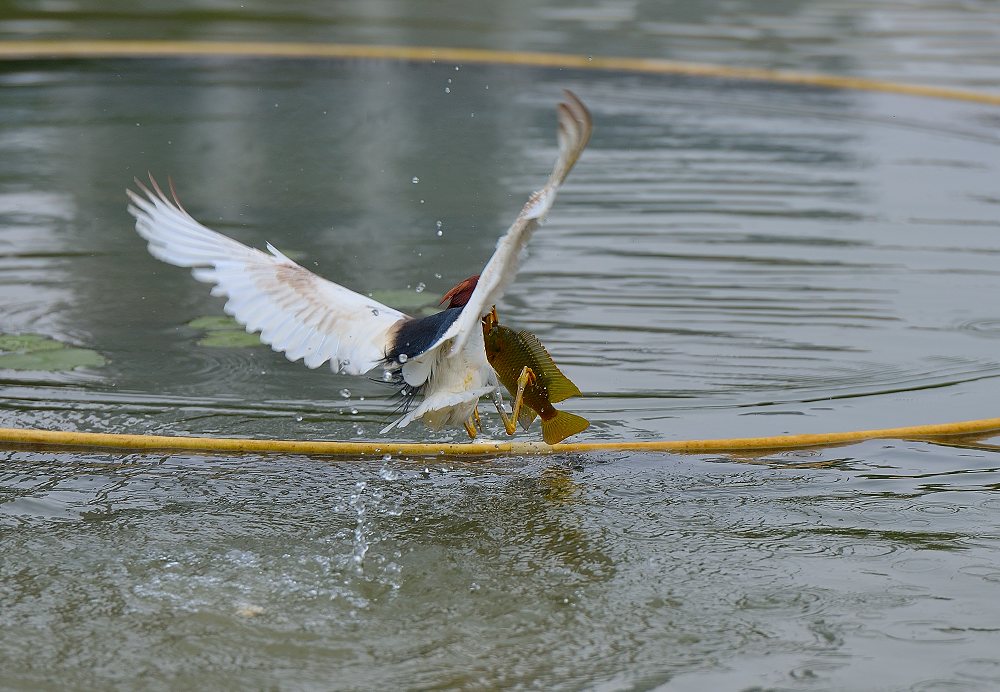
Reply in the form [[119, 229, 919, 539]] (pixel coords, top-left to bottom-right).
[[482, 306, 498, 337]]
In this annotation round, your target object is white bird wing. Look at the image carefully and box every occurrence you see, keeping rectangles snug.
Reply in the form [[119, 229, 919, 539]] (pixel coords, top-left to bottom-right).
[[437, 89, 593, 358], [126, 177, 407, 375]]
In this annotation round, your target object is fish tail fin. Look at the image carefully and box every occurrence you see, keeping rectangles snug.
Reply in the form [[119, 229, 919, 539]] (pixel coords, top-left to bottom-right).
[[541, 410, 590, 445]]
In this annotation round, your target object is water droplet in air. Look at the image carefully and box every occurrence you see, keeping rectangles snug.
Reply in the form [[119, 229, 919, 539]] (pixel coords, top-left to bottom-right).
[[379, 466, 401, 481], [435, 220, 443, 229], [382, 370, 394, 382], [434, 273, 441, 279], [398, 353, 408, 363], [415, 282, 426, 293], [411, 176, 419, 184], [340, 388, 351, 399], [469, 582, 481, 592], [295, 415, 303, 422], [382, 453, 392, 461], [350, 407, 358, 415], [447, 78, 452, 84], [436, 230, 443, 237], [444, 87, 450, 94]]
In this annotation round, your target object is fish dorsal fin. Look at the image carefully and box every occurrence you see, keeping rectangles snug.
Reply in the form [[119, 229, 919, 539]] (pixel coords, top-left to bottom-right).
[[515, 329, 582, 403]]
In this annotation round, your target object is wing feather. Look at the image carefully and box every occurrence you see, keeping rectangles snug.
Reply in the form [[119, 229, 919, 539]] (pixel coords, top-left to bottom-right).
[[127, 177, 407, 375], [437, 90, 593, 357]]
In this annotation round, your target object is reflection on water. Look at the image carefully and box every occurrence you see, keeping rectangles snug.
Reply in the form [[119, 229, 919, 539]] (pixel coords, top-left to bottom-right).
[[1, 29, 1000, 692], [2, 443, 1000, 689]]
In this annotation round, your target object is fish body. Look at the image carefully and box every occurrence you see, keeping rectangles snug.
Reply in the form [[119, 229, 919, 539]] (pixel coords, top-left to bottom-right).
[[483, 320, 589, 444]]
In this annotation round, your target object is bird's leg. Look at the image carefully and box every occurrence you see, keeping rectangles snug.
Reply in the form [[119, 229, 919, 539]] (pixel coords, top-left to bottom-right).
[[491, 366, 536, 437], [472, 406, 482, 430], [493, 388, 517, 435], [463, 416, 478, 439], [491, 389, 518, 436], [510, 366, 536, 430]]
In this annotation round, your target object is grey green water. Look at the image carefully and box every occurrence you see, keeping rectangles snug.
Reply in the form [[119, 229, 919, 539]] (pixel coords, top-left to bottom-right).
[[2, 2, 1000, 690]]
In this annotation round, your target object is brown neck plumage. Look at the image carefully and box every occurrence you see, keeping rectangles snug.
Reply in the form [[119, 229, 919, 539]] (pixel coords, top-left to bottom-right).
[[440, 275, 479, 309]]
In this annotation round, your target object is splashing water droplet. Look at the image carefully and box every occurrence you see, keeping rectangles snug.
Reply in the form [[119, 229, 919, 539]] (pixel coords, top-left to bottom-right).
[[379, 466, 401, 481], [444, 87, 450, 94], [434, 273, 442, 279], [349, 482, 369, 569], [340, 388, 351, 399], [350, 408, 358, 415], [415, 282, 426, 293], [398, 354, 408, 363], [295, 415, 303, 422], [382, 453, 392, 461], [382, 370, 394, 382], [411, 176, 419, 184], [436, 230, 443, 237]]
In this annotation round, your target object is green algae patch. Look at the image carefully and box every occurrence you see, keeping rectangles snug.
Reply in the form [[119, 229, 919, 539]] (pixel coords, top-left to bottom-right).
[[0, 333, 106, 371], [187, 315, 262, 348]]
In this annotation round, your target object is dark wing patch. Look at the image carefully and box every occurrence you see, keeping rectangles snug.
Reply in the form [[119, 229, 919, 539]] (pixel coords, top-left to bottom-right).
[[384, 307, 464, 365]]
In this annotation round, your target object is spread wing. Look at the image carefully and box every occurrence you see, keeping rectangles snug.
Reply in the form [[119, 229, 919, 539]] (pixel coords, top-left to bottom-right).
[[126, 177, 407, 375], [438, 89, 593, 358]]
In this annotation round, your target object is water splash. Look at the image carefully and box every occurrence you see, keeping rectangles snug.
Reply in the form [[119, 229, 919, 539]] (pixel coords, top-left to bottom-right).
[[349, 481, 369, 572]]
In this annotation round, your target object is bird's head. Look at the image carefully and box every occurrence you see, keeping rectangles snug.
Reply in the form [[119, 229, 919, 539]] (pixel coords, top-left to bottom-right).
[[440, 275, 479, 309]]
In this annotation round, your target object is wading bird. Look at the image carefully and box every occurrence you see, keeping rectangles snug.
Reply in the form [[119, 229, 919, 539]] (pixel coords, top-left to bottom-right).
[[127, 90, 592, 439]]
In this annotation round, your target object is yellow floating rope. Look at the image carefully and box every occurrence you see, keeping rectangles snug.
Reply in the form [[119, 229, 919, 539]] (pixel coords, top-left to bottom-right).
[[1, 40, 999, 106], [1, 417, 999, 458]]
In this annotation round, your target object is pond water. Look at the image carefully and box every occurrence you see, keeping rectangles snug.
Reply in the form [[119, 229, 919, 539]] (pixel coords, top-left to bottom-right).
[[2, 2, 1000, 690]]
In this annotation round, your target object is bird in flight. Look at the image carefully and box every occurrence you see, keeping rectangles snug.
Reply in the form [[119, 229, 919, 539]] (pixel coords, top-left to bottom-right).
[[127, 90, 592, 439]]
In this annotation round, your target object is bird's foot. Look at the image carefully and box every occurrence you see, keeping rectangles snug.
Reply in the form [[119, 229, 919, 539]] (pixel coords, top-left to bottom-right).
[[463, 416, 478, 440]]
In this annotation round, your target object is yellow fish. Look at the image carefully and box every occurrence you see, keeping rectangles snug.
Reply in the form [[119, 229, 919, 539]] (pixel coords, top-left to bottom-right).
[[482, 308, 589, 444]]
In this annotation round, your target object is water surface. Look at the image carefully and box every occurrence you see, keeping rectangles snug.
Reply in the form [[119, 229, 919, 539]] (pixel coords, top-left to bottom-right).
[[2, 10, 1000, 691]]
